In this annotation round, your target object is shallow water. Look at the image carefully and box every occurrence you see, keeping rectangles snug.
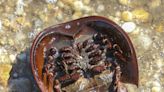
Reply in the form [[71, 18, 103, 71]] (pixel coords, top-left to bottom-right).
[[0, 0, 164, 92]]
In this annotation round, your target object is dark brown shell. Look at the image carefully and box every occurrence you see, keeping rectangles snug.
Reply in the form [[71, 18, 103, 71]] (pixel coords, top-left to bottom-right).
[[30, 16, 138, 92]]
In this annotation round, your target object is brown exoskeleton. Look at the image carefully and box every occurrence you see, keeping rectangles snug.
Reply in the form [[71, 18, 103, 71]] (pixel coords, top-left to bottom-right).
[[31, 16, 138, 92]]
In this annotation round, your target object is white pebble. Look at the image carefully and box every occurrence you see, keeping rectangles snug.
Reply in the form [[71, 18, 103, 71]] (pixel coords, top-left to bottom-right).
[[73, 1, 92, 13], [122, 22, 136, 33], [152, 81, 161, 87], [45, 0, 57, 3], [97, 4, 105, 12], [156, 58, 163, 68], [138, 33, 152, 50], [15, 0, 25, 15], [15, 31, 26, 41], [13, 73, 18, 78], [152, 86, 161, 92], [74, 1, 84, 11], [0, 86, 4, 91], [118, 0, 129, 5], [9, 54, 16, 62], [57, 1, 64, 8], [115, 11, 121, 17]]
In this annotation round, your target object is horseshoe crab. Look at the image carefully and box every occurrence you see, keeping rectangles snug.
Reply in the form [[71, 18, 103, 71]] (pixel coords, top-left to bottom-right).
[[30, 16, 138, 92]]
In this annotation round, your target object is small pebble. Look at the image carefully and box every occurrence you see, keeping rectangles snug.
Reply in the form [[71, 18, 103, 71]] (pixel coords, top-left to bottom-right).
[[72, 11, 82, 19], [57, 1, 64, 8], [13, 73, 18, 78], [8, 38, 14, 46], [132, 9, 149, 22], [122, 22, 136, 33], [73, 0, 92, 13], [121, 11, 133, 21], [115, 11, 121, 17], [0, 86, 5, 91], [2, 19, 10, 27], [9, 54, 16, 62], [45, 0, 57, 4], [131, 27, 141, 35], [0, 54, 10, 63], [83, 0, 90, 5], [151, 86, 161, 92], [113, 17, 120, 24], [138, 33, 152, 50], [159, 51, 164, 57], [15, 31, 26, 42], [97, 4, 105, 12], [73, 1, 84, 11], [153, 74, 160, 80], [16, 17, 26, 25], [82, 6, 92, 13], [156, 58, 163, 68], [155, 23, 164, 32], [56, 11, 63, 20], [118, 0, 130, 5], [152, 81, 161, 87], [15, 0, 25, 15]]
